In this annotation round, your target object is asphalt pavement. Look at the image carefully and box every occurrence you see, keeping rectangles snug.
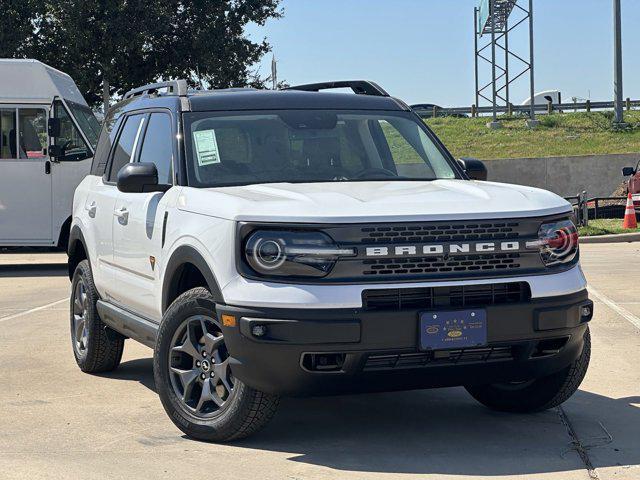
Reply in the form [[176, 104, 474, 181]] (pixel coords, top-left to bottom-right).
[[0, 244, 638, 480]]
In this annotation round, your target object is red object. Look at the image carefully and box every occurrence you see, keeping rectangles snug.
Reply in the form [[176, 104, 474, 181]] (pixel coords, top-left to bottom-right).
[[623, 192, 638, 229]]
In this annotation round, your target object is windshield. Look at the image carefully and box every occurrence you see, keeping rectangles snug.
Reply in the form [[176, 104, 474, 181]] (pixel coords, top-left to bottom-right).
[[184, 110, 458, 188], [66, 100, 101, 149]]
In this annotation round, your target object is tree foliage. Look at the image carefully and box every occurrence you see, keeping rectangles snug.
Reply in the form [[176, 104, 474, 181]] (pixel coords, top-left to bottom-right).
[[0, 0, 282, 108]]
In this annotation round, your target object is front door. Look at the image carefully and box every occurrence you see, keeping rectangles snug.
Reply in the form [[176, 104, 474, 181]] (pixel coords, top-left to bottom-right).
[[0, 105, 53, 245], [111, 111, 175, 319]]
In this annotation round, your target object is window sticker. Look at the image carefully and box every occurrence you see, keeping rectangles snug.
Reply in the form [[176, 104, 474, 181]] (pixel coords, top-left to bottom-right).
[[193, 129, 221, 166]]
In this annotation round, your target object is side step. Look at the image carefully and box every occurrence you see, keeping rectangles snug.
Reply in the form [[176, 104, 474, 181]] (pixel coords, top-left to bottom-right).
[[96, 300, 158, 349]]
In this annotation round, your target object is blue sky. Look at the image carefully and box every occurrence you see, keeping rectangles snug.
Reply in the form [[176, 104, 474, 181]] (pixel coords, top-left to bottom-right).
[[246, 0, 639, 106]]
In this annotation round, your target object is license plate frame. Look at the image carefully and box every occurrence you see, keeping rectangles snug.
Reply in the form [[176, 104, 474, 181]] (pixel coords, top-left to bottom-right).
[[418, 309, 487, 351]]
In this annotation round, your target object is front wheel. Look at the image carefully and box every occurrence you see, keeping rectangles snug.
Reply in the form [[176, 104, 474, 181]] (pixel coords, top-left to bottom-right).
[[465, 327, 591, 413], [154, 287, 279, 442]]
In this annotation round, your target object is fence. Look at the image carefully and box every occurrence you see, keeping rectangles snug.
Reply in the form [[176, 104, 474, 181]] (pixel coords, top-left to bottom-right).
[[413, 99, 640, 118], [564, 192, 628, 226]]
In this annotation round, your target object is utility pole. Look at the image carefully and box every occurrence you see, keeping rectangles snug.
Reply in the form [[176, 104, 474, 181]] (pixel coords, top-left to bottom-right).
[[526, 0, 538, 127], [613, 0, 624, 124]]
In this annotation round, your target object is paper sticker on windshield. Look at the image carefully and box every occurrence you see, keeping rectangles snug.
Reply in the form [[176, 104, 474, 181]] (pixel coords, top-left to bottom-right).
[[193, 129, 221, 166]]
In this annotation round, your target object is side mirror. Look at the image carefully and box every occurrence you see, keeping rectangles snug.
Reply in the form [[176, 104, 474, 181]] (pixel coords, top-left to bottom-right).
[[117, 162, 168, 193], [622, 166, 636, 177], [458, 158, 488, 181], [48, 118, 61, 138], [48, 144, 64, 159]]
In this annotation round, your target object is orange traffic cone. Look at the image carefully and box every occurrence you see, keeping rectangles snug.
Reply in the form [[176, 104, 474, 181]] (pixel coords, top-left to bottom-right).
[[623, 192, 638, 229]]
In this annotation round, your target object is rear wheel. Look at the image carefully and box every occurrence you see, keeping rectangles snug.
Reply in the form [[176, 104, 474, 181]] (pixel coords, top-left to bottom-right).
[[70, 259, 125, 373], [465, 327, 591, 413], [154, 287, 279, 442]]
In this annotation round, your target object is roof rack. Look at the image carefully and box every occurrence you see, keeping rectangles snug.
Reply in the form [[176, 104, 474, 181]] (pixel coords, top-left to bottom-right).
[[285, 80, 389, 97], [123, 79, 188, 99]]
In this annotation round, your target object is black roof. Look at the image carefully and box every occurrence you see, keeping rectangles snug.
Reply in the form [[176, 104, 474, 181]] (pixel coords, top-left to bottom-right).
[[114, 83, 409, 116], [187, 89, 406, 112]]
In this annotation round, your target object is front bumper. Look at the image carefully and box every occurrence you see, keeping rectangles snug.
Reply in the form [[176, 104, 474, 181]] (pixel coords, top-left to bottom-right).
[[217, 289, 592, 396]]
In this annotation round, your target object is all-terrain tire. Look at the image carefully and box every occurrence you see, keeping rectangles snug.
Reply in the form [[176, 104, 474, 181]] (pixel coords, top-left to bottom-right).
[[465, 327, 591, 413], [154, 287, 279, 442], [70, 259, 125, 373]]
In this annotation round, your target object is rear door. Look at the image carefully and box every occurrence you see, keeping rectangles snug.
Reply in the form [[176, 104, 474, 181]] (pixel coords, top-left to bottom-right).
[[111, 111, 175, 319], [0, 105, 53, 245], [88, 113, 146, 298]]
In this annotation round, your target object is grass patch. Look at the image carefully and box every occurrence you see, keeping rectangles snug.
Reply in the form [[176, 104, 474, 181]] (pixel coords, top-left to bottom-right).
[[578, 218, 640, 236], [424, 110, 640, 160]]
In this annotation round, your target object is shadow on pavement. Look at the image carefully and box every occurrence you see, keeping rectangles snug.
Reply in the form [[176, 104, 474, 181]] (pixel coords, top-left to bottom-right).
[[107, 358, 640, 476], [0, 264, 68, 277]]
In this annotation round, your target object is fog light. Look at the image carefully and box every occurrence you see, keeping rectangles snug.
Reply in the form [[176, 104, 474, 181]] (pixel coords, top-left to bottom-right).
[[251, 325, 267, 337], [581, 305, 592, 318]]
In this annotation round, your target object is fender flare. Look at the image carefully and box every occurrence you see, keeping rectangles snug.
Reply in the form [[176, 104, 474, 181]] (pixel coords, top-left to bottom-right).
[[67, 225, 89, 279], [162, 245, 224, 312]]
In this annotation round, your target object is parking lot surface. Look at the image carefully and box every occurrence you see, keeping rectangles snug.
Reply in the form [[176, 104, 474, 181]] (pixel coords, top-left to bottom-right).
[[0, 244, 639, 480]]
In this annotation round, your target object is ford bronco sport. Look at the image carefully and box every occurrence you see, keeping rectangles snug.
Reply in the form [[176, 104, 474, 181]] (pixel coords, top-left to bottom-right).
[[68, 80, 593, 441]]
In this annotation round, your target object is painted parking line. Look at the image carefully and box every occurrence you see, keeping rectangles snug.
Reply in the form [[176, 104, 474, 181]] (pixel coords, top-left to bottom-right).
[[588, 285, 640, 331], [0, 298, 68, 323]]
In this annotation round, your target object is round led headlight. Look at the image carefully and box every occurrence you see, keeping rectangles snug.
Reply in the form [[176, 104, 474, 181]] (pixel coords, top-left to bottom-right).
[[526, 219, 579, 267], [253, 238, 286, 270], [243, 229, 355, 278]]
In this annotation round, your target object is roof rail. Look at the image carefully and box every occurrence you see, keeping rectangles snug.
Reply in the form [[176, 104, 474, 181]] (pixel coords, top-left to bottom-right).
[[123, 79, 188, 100], [285, 80, 389, 97]]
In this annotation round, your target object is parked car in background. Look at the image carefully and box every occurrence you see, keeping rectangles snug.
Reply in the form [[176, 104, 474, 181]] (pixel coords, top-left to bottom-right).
[[0, 59, 100, 248]]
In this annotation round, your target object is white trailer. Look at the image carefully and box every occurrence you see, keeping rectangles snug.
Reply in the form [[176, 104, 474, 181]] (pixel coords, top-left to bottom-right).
[[0, 59, 100, 247]]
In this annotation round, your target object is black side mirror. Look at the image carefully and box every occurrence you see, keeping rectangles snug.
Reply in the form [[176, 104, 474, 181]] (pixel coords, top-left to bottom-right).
[[49, 144, 64, 159], [117, 162, 168, 193], [48, 118, 61, 138], [622, 166, 636, 177], [458, 158, 488, 181]]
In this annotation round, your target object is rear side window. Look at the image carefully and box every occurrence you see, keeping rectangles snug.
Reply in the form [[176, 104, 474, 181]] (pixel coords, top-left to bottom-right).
[[107, 114, 146, 182], [138, 112, 173, 184]]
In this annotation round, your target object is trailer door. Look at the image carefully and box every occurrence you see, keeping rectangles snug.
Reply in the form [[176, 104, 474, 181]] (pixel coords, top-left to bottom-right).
[[0, 105, 53, 245]]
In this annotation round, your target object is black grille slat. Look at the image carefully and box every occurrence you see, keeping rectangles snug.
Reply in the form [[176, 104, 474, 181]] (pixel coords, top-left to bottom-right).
[[362, 282, 530, 311], [363, 346, 514, 371], [361, 222, 519, 244]]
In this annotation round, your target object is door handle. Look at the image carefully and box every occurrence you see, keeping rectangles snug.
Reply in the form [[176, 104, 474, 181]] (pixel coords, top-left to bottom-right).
[[85, 201, 97, 218], [113, 207, 129, 224]]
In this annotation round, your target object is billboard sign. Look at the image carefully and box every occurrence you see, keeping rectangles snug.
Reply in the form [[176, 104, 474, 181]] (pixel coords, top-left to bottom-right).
[[477, 0, 490, 36]]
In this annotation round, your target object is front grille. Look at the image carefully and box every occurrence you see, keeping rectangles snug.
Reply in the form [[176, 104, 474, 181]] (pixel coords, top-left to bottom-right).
[[362, 282, 530, 311], [363, 346, 514, 371], [360, 221, 519, 244], [362, 253, 522, 276]]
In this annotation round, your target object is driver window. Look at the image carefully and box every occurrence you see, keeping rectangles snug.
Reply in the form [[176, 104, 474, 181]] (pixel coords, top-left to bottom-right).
[[0, 108, 17, 159], [53, 100, 92, 162]]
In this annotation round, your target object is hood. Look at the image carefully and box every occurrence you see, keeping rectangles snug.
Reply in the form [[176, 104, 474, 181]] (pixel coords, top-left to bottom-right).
[[177, 180, 572, 223]]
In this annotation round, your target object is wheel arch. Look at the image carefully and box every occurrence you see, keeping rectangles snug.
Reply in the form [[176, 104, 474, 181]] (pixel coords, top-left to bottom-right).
[[67, 225, 89, 280], [162, 245, 224, 313]]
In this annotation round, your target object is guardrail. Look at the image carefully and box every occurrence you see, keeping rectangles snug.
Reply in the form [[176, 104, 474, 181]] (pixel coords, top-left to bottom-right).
[[413, 99, 640, 118], [565, 193, 628, 226]]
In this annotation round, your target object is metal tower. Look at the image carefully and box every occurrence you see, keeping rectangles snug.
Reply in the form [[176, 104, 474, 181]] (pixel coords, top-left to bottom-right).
[[474, 0, 536, 125]]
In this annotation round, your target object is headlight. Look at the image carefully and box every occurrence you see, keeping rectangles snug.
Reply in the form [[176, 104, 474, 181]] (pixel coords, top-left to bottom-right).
[[526, 219, 579, 266], [244, 230, 355, 278]]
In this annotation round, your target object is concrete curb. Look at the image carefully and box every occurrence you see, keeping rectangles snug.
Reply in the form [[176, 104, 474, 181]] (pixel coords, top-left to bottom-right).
[[580, 232, 640, 244]]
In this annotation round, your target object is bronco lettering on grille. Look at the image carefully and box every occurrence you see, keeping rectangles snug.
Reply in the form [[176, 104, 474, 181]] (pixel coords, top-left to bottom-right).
[[365, 241, 521, 257]]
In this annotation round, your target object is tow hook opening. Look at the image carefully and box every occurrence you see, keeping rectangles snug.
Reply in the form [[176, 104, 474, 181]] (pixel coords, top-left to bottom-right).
[[302, 353, 346, 372], [531, 337, 570, 358]]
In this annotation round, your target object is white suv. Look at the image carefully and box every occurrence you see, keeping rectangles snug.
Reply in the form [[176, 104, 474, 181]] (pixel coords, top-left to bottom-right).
[[68, 80, 593, 442]]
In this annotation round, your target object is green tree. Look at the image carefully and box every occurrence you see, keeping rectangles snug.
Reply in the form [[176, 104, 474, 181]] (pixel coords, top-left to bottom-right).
[[2, 0, 282, 110]]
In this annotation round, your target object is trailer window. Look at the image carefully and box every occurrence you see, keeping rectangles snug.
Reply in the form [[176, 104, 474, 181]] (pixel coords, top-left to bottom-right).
[[0, 108, 17, 159], [17, 109, 47, 159]]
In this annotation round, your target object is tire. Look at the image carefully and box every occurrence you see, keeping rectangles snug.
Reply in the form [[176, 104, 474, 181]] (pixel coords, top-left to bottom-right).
[[154, 287, 279, 442], [70, 259, 125, 373], [465, 327, 591, 413]]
